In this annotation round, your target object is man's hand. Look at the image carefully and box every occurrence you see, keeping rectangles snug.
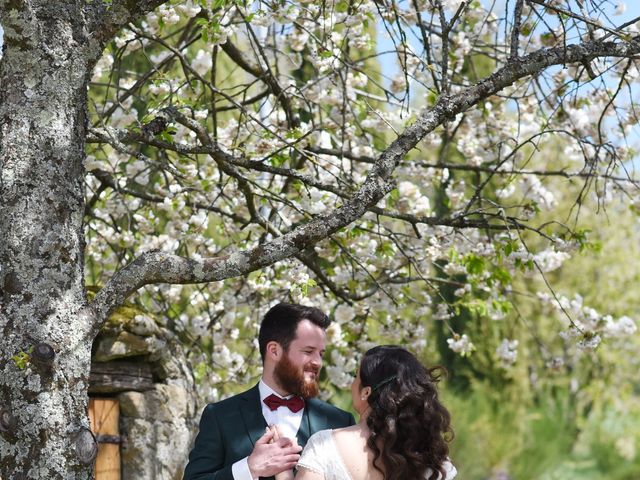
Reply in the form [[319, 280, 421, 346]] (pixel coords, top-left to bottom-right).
[[247, 428, 302, 478]]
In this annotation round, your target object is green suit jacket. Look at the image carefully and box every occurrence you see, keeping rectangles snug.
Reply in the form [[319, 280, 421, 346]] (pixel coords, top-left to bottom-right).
[[183, 384, 356, 480]]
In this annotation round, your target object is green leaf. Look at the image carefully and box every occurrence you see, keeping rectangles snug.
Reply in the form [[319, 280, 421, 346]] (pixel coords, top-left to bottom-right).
[[504, 241, 514, 257], [348, 226, 366, 238], [466, 299, 488, 317], [299, 278, 317, 296], [159, 130, 175, 143], [464, 254, 486, 275], [335, 1, 349, 13], [269, 153, 288, 167], [11, 350, 31, 370], [286, 128, 303, 140], [491, 267, 512, 286], [386, 188, 400, 207], [376, 242, 395, 258]]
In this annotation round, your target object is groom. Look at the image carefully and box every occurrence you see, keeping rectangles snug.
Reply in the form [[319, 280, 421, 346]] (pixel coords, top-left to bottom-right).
[[183, 302, 355, 480]]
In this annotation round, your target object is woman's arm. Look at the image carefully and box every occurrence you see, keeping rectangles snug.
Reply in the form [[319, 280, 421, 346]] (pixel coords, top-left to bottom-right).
[[295, 466, 325, 480], [274, 469, 295, 480], [271, 426, 296, 480]]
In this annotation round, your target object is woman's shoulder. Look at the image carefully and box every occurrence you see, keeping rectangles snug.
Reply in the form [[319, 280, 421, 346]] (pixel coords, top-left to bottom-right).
[[305, 428, 333, 448], [330, 424, 361, 441], [443, 459, 457, 479], [307, 424, 359, 444], [428, 459, 457, 480]]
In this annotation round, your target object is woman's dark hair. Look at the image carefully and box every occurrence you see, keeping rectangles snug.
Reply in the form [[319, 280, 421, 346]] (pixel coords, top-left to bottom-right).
[[258, 302, 330, 361], [359, 345, 453, 480]]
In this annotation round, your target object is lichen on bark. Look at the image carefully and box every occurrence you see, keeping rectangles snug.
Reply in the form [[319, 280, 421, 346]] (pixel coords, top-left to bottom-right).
[[0, 1, 170, 478]]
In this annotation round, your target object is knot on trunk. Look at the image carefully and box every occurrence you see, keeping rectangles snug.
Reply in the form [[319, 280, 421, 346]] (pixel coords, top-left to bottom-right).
[[0, 407, 17, 435], [31, 342, 56, 369], [74, 426, 98, 464]]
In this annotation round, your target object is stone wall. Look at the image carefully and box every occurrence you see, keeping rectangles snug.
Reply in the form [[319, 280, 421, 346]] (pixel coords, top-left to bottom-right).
[[91, 308, 198, 479]]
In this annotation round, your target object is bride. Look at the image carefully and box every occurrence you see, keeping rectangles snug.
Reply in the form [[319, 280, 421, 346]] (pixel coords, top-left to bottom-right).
[[273, 345, 457, 480]]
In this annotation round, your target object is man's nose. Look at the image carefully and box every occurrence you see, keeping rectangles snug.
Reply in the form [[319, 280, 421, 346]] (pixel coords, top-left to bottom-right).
[[311, 352, 322, 367]]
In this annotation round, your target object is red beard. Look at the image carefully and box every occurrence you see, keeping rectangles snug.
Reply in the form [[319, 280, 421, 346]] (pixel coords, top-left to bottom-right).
[[274, 352, 320, 399]]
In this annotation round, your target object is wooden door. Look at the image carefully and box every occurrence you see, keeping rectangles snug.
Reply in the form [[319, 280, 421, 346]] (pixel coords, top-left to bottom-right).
[[88, 398, 121, 480]]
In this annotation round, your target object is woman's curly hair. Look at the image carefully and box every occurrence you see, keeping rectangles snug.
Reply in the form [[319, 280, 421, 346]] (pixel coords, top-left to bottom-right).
[[360, 345, 454, 480]]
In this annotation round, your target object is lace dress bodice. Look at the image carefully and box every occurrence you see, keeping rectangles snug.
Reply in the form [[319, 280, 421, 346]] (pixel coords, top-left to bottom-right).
[[296, 429, 457, 480]]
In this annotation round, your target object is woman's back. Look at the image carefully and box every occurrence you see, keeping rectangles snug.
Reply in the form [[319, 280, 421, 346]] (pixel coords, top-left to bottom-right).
[[297, 427, 456, 480], [331, 426, 384, 480], [296, 345, 457, 480]]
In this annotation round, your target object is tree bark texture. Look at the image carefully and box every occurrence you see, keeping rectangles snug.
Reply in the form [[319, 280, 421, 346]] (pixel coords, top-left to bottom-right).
[[0, 1, 159, 478]]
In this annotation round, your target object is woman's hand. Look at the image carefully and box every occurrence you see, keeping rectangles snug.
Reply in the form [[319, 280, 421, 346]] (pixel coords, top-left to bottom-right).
[[270, 425, 297, 480]]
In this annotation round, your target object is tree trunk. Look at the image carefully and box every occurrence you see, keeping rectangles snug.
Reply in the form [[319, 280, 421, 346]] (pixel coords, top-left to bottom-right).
[[0, 2, 101, 478]]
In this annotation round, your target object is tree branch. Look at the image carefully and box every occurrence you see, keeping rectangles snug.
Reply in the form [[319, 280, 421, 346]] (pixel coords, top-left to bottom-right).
[[510, 0, 525, 58], [221, 39, 299, 128], [89, 36, 640, 326], [91, 0, 168, 42]]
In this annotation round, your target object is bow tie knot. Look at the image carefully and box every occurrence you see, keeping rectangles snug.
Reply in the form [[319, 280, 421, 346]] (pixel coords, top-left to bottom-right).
[[263, 394, 305, 413]]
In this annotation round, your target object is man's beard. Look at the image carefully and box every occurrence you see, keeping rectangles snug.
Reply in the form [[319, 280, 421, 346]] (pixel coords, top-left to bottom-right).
[[274, 352, 320, 399]]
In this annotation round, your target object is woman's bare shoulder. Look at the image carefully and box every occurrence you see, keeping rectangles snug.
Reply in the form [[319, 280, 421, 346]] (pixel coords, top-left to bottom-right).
[[331, 424, 364, 437], [331, 424, 370, 450]]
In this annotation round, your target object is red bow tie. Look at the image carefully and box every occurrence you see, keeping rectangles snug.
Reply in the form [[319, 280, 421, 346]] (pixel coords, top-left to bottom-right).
[[263, 394, 305, 413]]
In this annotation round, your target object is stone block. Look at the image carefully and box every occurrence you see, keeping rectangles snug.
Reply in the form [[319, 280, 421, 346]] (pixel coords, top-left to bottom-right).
[[93, 332, 163, 362]]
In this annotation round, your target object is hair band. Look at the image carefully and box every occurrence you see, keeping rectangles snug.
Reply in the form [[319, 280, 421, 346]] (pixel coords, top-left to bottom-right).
[[371, 375, 397, 392]]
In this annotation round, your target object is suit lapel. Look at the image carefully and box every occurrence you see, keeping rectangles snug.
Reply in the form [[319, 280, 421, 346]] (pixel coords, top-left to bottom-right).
[[239, 384, 268, 447], [296, 404, 311, 446], [298, 399, 327, 447]]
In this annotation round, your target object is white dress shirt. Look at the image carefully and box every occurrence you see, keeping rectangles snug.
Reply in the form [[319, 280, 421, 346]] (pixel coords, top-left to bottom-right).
[[231, 379, 305, 480]]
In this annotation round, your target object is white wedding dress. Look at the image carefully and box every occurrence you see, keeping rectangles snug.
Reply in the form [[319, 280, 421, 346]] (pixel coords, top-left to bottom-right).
[[297, 430, 457, 480]]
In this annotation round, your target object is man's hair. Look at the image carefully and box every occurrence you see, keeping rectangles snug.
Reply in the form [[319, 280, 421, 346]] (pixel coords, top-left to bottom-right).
[[258, 303, 330, 361]]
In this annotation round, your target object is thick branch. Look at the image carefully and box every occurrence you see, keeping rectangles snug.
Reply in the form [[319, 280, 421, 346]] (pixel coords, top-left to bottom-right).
[[91, 0, 168, 42], [89, 37, 640, 326]]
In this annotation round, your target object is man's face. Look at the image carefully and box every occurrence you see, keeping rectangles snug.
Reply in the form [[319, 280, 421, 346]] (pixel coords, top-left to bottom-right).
[[274, 319, 326, 398]]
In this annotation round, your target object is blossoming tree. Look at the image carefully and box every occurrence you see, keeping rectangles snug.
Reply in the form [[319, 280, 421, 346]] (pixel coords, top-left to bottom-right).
[[1, 0, 639, 477]]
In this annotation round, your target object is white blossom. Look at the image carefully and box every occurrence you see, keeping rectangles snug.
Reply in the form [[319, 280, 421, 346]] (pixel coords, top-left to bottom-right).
[[334, 304, 355, 324], [533, 250, 570, 273], [576, 334, 601, 351], [158, 5, 181, 25], [176, 1, 202, 18], [91, 53, 114, 82], [496, 339, 519, 366], [192, 49, 212, 76], [447, 334, 475, 356]]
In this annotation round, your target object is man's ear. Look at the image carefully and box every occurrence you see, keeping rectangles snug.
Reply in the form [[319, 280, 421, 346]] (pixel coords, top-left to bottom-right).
[[266, 341, 283, 361]]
